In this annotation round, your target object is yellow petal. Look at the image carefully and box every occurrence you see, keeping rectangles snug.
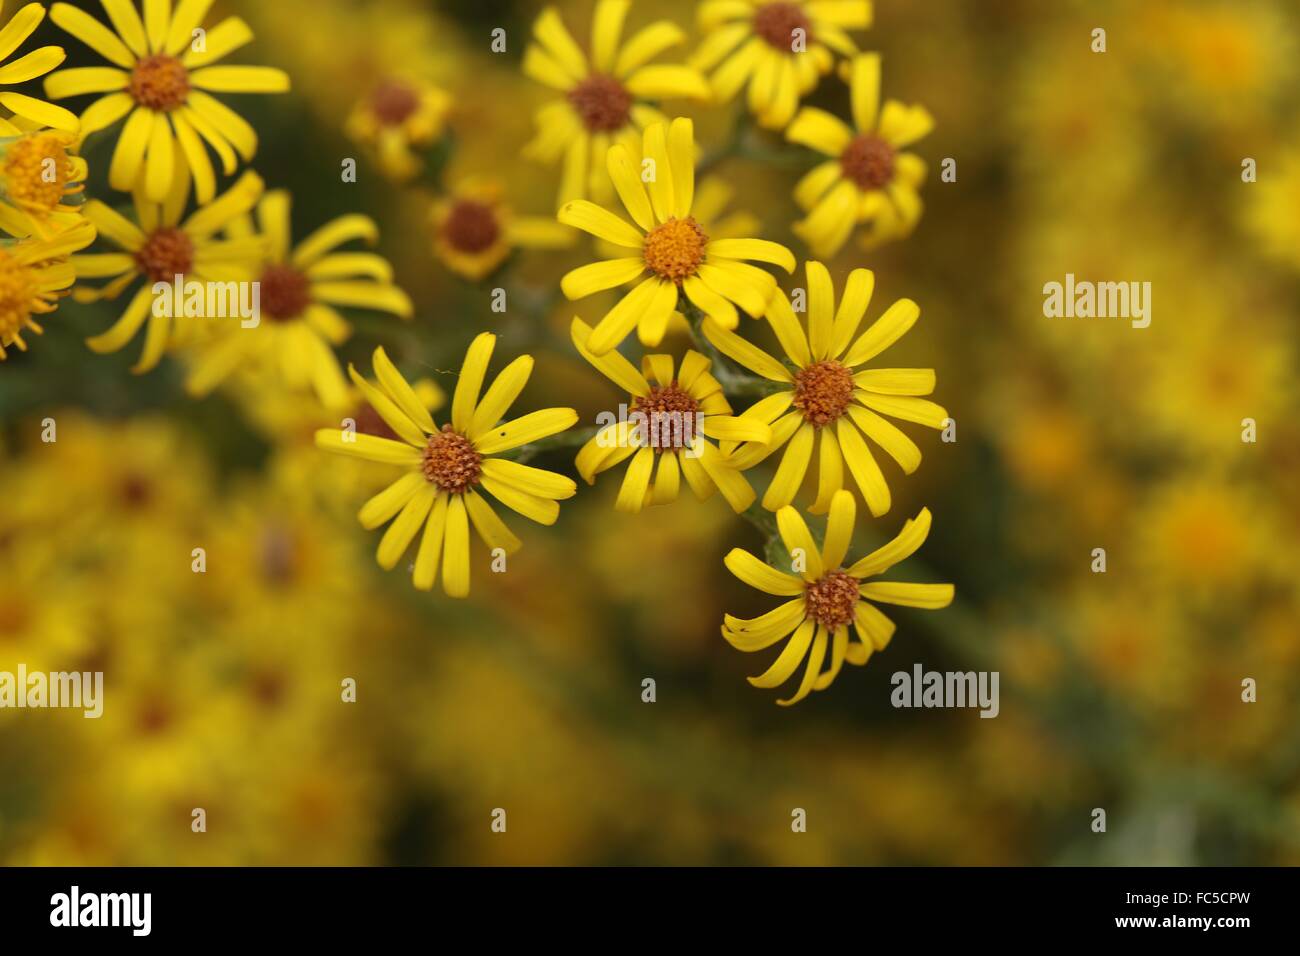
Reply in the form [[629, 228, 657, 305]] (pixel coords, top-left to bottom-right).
[[724, 548, 804, 596], [777, 625, 827, 706], [376, 484, 436, 570], [441, 495, 472, 597], [785, 106, 853, 156], [842, 297, 920, 366], [557, 198, 644, 248], [860, 581, 954, 609], [762, 422, 815, 511], [849, 507, 933, 578], [451, 332, 495, 433], [749, 619, 815, 689], [474, 407, 578, 455], [314, 428, 422, 466], [820, 488, 856, 569], [836, 418, 891, 516]]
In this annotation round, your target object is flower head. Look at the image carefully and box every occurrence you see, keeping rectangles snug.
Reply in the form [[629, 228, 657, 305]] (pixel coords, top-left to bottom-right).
[[345, 75, 451, 183], [431, 179, 574, 282], [523, 1, 710, 207], [315, 336, 579, 596], [571, 318, 770, 513], [723, 489, 953, 705], [44, 0, 290, 204], [0, 219, 95, 359], [559, 116, 794, 353], [703, 260, 947, 515], [0, 2, 78, 135], [690, 0, 872, 129], [181, 189, 413, 409], [0, 128, 88, 239], [787, 54, 932, 254], [71, 156, 265, 373]]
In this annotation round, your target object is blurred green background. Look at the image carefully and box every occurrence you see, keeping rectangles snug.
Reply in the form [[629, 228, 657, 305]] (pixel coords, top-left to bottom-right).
[[1, 0, 1297, 864]]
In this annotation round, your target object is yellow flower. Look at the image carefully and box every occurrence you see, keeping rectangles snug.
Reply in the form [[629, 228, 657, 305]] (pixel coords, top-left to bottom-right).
[[786, 54, 931, 255], [702, 260, 947, 515], [559, 116, 794, 353], [1243, 143, 1300, 273], [43, 0, 289, 204], [315, 336, 579, 596], [183, 189, 414, 408], [723, 489, 953, 705], [0, 1, 78, 134], [71, 159, 264, 373], [0, 128, 88, 239], [690, 0, 871, 130], [345, 75, 451, 183], [431, 179, 574, 282], [0, 219, 94, 359], [571, 318, 771, 513], [523, 0, 710, 207]]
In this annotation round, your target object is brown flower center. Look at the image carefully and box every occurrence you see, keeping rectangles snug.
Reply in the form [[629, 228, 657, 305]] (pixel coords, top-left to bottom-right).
[[260, 264, 313, 321], [793, 360, 854, 427], [129, 54, 191, 111], [442, 199, 501, 254], [805, 570, 859, 630], [630, 383, 700, 452], [567, 73, 633, 132], [423, 425, 482, 493], [370, 78, 420, 126], [134, 227, 194, 283], [840, 134, 896, 191], [643, 216, 707, 283], [753, 2, 813, 50]]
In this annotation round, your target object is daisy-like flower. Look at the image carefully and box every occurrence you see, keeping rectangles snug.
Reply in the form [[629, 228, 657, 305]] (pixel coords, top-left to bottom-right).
[[690, 0, 871, 130], [703, 260, 947, 516], [431, 179, 574, 282], [723, 489, 952, 705], [315, 336, 579, 596], [0, 218, 95, 359], [183, 189, 414, 409], [571, 318, 770, 513], [787, 54, 932, 255], [71, 158, 265, 373], [43, 0, 290, 204], [559, 117, 794, 354], [0, 2, 78, 134], [345, 75, 451, 183], [523, 0, 710, 207], [0, 127, 87, 239]]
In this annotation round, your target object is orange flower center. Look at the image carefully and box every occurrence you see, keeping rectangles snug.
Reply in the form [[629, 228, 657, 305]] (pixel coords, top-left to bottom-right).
[[793, 360, 854, 427], [134, 227, 195, 283], [0, 249, 38, 344], [567, 73, 632, 132], [423, 425, 482, 493], [805, 570, 858, 629], [643, 216, 707, 283], [260, 264, 313, 321], [370, 78, 420, 126], [442, 199, 501, 254], [630, 382, 700, 452], [754, 2, 813, 50], [1, 132, 75, 213], [841, 134, 896, 190], [129, 54, 191, 111]]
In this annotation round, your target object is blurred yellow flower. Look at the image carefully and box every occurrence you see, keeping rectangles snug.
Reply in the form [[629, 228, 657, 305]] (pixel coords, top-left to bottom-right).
[[691, 0, 871, 130], [704, 261, 946, 515], [571, 319, 770, 513], [0, 218, 94, 359], [1243, 143, 1300, 274], [0, 128, 87, 239], [723, 490, 952, 705], [315, 337, 579, 596], [71, 161, 264, 372], [184, 189, 413, 408], [523, 0, 709, 207], [43, 0, 289, 203], [559, 117, 794, 353], [787, 54, 931, 255], [0, 1, 78, 133], [345, 75, 450, 182], [431, 179, 574, 282]]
